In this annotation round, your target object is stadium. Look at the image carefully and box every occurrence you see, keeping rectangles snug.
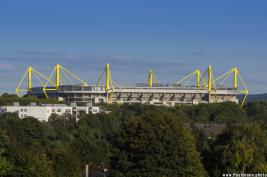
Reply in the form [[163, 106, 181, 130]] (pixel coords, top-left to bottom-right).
[[16, 64, 248, 107]]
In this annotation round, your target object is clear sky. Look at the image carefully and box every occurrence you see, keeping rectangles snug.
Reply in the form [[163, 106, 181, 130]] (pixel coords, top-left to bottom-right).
[[0, 0, 266, 94]]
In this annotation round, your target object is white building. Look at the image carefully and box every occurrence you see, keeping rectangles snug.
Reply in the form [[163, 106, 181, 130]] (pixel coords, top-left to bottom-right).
[[0, 104, 101, 121], [90, 107, 100, 114], [0, 104, 73, 121]]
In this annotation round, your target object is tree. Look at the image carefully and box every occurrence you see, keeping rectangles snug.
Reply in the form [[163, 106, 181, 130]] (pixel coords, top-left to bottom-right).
[[110, 112, 206, 177], [48, 142, 82, 177], [253, 163, 267, 173], [72, 117, 111, 171], [0, 155, 11, 176], [245, 101, 267, 124], [210, 122, 267, 176], [0, 128, 12, 175], [8, 151, 54, 177]]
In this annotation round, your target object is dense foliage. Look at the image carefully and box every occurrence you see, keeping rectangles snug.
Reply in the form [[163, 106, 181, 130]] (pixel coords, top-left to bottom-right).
[[110, 112, 206, 177], [0, 94, 266, 177], [0, 93, 62, 106]]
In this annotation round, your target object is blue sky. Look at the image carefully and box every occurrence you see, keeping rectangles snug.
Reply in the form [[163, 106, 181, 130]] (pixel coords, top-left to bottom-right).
[[0, 0, 266, 93]]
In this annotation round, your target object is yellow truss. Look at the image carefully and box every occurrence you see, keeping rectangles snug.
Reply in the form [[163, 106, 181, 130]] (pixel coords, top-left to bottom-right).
[[43, 64, 88, 98], [196, 65, 216, 93], [213, 67, 249, 107], [16, 66, 55, 97], [175, 69, 201, 88], [95, 64, 114, 103], [96, 64, 114, 91]]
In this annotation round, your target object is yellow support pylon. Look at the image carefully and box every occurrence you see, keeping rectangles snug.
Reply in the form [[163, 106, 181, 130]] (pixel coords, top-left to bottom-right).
[[43, 64, 88, 98], [208, 65, 213, 93], [213, 67, 249, 107], [233, 67, 238, 89], [56, 64, 61, 89], [106, 64, 110, 92], [195, 69, 201, 88], [28, 67, 32, 91], [175, 69, 202, 88], [16, 66, 54, 97], [148, 69, 153, 87]]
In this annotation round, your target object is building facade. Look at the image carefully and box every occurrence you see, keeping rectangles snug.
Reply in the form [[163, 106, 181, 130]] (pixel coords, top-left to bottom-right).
[[0, 104, 100, 121]]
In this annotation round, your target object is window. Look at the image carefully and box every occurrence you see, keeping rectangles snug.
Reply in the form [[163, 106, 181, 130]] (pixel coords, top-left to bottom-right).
[[21, 114, 24, 117], [24, 114, 27, 117], [20, 108, 23, 112], [65, 109, 71, 113], [57, 109, 61, 112], [52, 109, 55, 113], [24, 108, 27, 112]]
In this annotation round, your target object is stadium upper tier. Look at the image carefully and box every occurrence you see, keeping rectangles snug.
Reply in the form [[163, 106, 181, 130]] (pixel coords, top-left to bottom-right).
[[16, 64, 248, 107]]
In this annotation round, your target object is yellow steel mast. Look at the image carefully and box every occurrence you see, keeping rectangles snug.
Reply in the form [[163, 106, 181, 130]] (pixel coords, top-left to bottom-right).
[[106, 64, 110, 92], [213, 67, 249, 107], [148, 69, 153, 87], [56, 64, 61, 89], [208, 65, 213, 93], [43, 64, 88, 98], [196, 69, 201, 88], [16, 66, 54, 97], [233, 67, 238, 89], [28, 67, 32, 91], [175, 69, 201, 88]]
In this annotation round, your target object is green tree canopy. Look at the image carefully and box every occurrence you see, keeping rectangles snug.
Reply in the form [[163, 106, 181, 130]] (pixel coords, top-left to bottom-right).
[[110, 112, 206, 177], [211, 122, 267, 176]]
